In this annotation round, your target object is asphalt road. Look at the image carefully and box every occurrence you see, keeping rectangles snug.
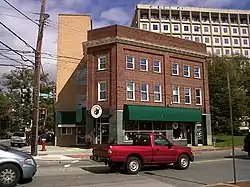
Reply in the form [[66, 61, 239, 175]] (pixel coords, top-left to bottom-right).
[[19, 150, 250, 187]]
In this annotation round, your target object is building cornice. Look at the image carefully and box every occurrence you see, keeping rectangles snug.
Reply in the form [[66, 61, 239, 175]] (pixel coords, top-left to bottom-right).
[[85, 36, 208, 58]]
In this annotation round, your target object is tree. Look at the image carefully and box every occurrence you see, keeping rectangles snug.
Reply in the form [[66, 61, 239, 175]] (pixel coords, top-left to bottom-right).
[[208, 55, 248, 134]]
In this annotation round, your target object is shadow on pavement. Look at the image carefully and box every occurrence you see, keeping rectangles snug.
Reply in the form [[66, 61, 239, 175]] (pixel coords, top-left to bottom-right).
[[143, 171, 208, 186], [224, 155, 250, 160], [18, 178, 33, 185]]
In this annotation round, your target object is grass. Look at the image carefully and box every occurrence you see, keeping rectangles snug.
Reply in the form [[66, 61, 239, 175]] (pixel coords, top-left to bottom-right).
[[214, 134, 246, 147]]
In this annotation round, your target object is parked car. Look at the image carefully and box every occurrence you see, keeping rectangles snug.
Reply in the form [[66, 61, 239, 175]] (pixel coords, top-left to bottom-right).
[[90, 133, 194, 175], [10, 132, 27, 147], [0, 144, 37, 187]]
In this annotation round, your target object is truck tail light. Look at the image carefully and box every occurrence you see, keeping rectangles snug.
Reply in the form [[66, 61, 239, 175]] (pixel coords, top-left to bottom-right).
[[108, 148, 112, 155]]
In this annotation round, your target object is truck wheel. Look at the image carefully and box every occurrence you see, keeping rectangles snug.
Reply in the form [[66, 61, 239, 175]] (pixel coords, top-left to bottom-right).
[[126, 157, 141, 175], [108, 163, 122, 171], [0, 163, 21, 187], [176, 154, 190, 170]]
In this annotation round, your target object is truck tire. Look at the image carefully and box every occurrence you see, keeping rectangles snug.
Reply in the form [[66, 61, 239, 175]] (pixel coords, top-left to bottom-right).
[[176, 154, 190, 170], [125, 156, 141, 175], [0, 163, 21, 187]]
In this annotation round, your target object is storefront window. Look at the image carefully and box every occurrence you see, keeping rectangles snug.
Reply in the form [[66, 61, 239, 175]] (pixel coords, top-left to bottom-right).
[[173, 123, 187, 140]]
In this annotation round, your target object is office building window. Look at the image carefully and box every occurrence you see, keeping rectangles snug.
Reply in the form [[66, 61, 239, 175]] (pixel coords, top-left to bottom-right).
[[233, 28, 237, 33], [173, 87, 180, 103], [183, 65, 190, 77], [225, 49, 230, 55], [184, 88, 191, 104], [140, 57, 148, 71], [98, 56, 107, 70], [244, 50, 249, 56], [214, 27, 219, 32], [242, 28, 247, 34], [223, 28, 228, 33], [215, 38, 220, 43], [194, 66, 201, 78], [153, 24, 158, 30], [153, 60, 161, 73], [126, 56, 135, 69], [126, 81, 135, 100], [172, 63, 179, 75], [141, 83, 149, 101], [243, 39, 248, 45], [204, 26, 209, 32], [98, 81, 107, 101], [194, 26, 199, 32], [194, 37, 200, 42], [142, 24, 147, 30], [205, 37, 210, 44], [224, 38, 229, 44], [234, 39, 239, 45], [184, 26, 189, 31], [195, 88, 202, 105], [154, 83, 162, 102], [216, 49, 221, 55], [174, 25, 179, 31], [163, 25, 168, 30]]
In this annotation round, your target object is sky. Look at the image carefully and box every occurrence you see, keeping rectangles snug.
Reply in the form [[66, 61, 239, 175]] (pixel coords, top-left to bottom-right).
[[0, 0, 250, 81]]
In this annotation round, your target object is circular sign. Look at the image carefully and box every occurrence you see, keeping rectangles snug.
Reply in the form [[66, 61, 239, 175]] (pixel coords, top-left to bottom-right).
[[172, 123, 178, 129], [91, 105, 102, 118]]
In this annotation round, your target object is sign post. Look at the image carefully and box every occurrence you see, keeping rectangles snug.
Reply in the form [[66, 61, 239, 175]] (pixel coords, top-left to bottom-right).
[[91, 105, 103, 144], [212, 136, 216, 151]]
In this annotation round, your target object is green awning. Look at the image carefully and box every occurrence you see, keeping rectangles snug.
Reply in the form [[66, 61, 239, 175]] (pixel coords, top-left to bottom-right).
[[123, 104, 202, 122], [56, 111, 76, 124], [76, 107, 86, 123]]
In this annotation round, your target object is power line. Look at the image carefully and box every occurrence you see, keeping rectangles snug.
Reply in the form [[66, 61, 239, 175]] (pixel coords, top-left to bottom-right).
[[0, 53, 33, 67], [0, 5, 38, 14], [0, 63, 29, 69], [3, 0, 39, 26]]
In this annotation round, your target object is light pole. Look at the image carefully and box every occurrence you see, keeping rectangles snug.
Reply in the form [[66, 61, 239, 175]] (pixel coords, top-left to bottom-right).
[[227, 72, 236, 184]]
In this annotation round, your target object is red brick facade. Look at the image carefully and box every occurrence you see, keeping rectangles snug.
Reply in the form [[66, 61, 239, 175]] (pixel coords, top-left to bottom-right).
[[86, 25, 210, 114]]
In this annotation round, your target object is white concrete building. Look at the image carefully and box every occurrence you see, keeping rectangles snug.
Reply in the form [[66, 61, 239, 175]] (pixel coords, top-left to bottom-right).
[[131, 4, 250, 57]]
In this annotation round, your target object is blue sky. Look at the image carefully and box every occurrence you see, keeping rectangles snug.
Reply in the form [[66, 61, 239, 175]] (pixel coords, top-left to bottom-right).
[[0, 0, 250, 80]]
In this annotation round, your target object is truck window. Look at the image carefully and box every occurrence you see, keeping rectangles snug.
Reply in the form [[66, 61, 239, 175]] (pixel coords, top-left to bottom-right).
[[133, 134, 150, 146], [154, 135, 170, 146]]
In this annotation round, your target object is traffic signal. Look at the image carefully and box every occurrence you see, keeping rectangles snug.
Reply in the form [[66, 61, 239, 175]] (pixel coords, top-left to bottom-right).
[[20, 92, 26, 104], [25, 88, 32, 104]]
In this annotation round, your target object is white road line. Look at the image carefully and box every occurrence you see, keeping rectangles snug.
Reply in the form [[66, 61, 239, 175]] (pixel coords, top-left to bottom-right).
[[71, 160, 79, 164], [64, 164, 72, 168], [194, 158, 232, 164]]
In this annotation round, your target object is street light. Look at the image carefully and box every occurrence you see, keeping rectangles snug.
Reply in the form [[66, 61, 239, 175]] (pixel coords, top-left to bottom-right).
[[227, 72, 237, 184]]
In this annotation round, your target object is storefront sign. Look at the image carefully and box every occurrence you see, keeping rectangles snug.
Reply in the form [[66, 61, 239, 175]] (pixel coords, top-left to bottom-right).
[[172, 123, 178, 129], [91, 105, 102, 118]]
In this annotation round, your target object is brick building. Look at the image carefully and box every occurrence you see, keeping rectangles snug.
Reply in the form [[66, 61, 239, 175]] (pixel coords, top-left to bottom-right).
[[85, 25, 212, 146]]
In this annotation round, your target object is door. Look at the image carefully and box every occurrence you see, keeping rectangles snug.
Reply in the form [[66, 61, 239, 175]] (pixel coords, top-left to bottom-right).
[[96, 117, 109, 144], [152, 135, 176, 163], [76, 127, 86, 145]]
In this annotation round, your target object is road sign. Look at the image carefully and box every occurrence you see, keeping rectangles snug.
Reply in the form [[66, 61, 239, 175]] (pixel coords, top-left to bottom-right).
[[91, 105, 102, 118]]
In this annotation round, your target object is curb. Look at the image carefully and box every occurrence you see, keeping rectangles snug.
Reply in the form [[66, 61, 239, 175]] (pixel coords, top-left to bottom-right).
[[202, 179, 250, 187], [192, 147, 242, 153]]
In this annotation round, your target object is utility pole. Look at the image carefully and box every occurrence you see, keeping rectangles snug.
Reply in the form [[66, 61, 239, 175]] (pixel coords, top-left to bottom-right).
[[31, 0, 48, 156]]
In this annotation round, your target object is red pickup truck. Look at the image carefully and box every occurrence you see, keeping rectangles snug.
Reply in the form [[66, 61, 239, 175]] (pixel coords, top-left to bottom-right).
[[90, 133, 194, 174]]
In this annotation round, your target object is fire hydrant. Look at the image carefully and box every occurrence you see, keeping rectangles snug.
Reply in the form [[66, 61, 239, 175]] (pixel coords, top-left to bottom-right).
[[41, 138, 46, 151]]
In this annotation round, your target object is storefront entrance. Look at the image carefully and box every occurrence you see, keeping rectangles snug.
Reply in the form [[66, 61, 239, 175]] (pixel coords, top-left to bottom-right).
[[76, 126, 86, 145], [95, 117, 109, 144]]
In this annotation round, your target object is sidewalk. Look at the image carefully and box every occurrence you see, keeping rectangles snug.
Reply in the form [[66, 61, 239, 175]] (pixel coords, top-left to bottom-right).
[[204, 180, 250, 187], [191, 146, 242, 154]]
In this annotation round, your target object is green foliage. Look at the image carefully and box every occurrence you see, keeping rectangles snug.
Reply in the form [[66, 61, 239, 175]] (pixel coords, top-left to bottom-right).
[[209, 55, 249, 134]]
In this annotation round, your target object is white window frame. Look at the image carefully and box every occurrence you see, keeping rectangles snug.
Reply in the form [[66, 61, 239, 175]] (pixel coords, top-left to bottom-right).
[[195, 88, 202, 105], [98, 81, 107, 101], [126, 81, 135, 101], [140, 57, 148, 71], [126, 55, 135, 70], [173, 87, 180, 104], [194, 66, 201, 78], [140, 83, 149, 101], [153, 60, 161, 73], [98, 56, 106, 71], [183, 65, 190, 77], [184, 88, 191, 104], [154, 83, 162, 102], [61, 127, 72, 135], [172, 62, 179, 75]]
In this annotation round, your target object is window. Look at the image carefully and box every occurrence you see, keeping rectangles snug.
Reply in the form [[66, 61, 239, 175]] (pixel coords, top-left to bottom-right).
[[173, 87, 180, 103], [126, 81, 135, 100], [140, 58, 148, 71], [216, 49, 221, 55], [184, 26, 189, 31], [142, 24, 147, 30], [215, 38, 220, 43], [154, 135, 170, 146], [204, 27, 209, 32], [214, 27, 218, 32], [185, 88, 191, 104], [225, 49, 230, 55], [223, 27, 228, 33], [234, 39, 239, 44], [98, 56, 106, 70], [194, 66, 201, 78], [140, 83, 149, 101], [233, 28, 237, 33], [243, 39, 248, 45], [195, 88, 202, 105], [61, 127, 72, 135], [184, 36, 190, 40], [242, 28, 247, 34], [126, 56, 135, 69], [153, 24, 158, 30], [224, 38, 229, 44], [174, 25, 179, 31], [98, 81, 107, 101], [163, 25, 168, 30], [172, 63, 179, 75], [154, 83, 162, 102], [244, 50, 249, 56], [194, 26, 199, 32], [76, 67, 87, 84], [183, 65, 190, 77], [205, 37, 210, 44], [194, 37, 200, 42], [153, 60, 161, 73], [173, 123, 187, 140]]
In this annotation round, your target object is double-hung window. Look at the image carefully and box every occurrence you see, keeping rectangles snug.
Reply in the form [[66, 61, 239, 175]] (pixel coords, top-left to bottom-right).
[[194, 66, 201, 78], [172, 63, 179, 75], [141, 83, 149, 101], [98, 56, 106, 70], [153, 60, 161, 73], [140, 58, 148, 71], [98, 81, 107, 101], [195, 88, 202, 105], [183, 65, 190, 77], [127, 81, 135, 100], [154, 83, 162, 102], [173, 87, 180, 103], [126, 56, 135, 69], [184, 88, 191, 104]]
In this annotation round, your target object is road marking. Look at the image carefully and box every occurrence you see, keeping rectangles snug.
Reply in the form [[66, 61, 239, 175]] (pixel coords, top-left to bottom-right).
[[37, 165, 40, 168], [194, 158, 232, 164], [71, 160, 79, 164], [64, 164, 72, 168]]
